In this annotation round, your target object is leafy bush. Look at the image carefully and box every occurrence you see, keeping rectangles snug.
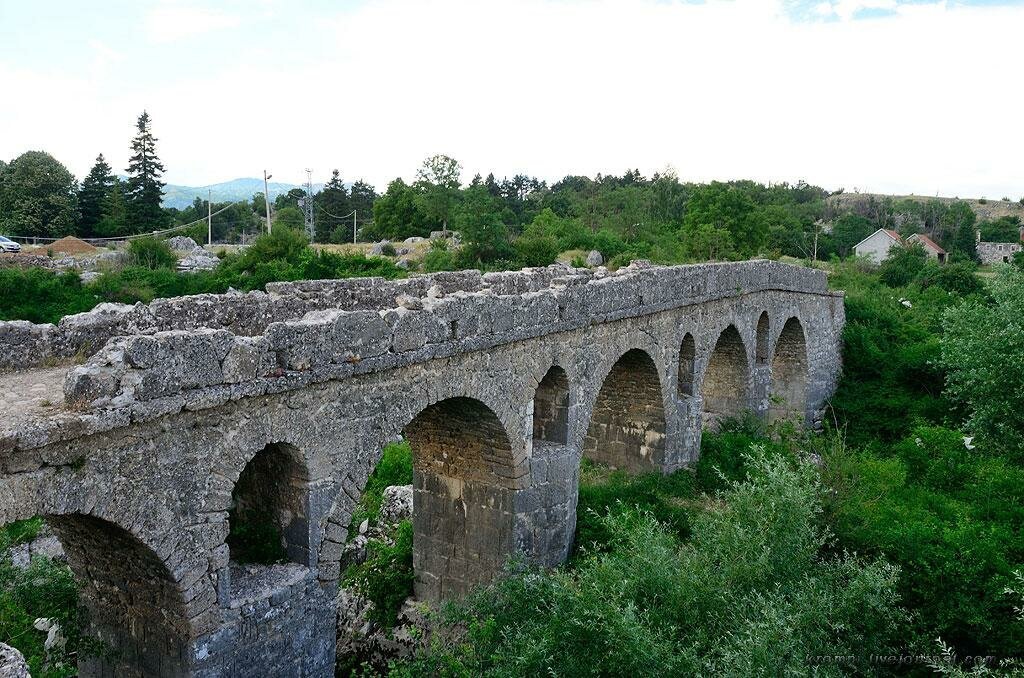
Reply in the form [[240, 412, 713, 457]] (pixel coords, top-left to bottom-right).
[[348, 441, 413, 537], [379, 242, 397, 257], [513, 233, 559, 268], [1, 548, 87, 677], [878, 243, 928, 287], [399, 450, 907, 676], [822, 428, 1024, 656], [126, 236, 177, 270], [343, 520, 414, 627], [942, 267, 1024, 458], [0, 268, 95, 324]]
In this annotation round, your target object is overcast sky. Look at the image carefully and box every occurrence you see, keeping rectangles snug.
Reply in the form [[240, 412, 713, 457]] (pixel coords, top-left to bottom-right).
[[1, 0, 1021, 198]]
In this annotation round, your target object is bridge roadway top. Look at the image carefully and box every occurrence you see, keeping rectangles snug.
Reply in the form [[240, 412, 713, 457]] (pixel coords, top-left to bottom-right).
[[0, 259, 841, 457]]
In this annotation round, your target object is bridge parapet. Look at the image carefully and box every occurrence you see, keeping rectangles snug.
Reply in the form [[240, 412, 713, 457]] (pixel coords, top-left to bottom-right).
[[61, 261, 832, 413]]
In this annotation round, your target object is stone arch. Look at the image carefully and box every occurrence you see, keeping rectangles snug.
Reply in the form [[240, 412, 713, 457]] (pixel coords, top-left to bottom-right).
[[45, 514, 192, 677], [701, 324, 751, 429], [533, 365, 570, 446], [678, 333, 696, 398], [769, 316, 809, 425], [227, 442, 313, 566], [755, 311, 770, 366], [583, 348, 667, 472], [404, 397, 520, 602]]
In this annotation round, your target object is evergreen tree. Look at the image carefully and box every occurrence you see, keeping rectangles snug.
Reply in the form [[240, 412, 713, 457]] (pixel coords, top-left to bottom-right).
[[314, 170, 350, 242], [125, 111, 167, 231], [78, 154, 115, 237], [96, 178, 128, 237]]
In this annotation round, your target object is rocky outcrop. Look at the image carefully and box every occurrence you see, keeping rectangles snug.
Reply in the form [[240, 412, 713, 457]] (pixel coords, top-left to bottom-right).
[[586, 249, 604, 267], [167, 236, 200, 251], [177, 247, 220, 273], [379, 485, 413, 525], [0, 643, 28, 678]]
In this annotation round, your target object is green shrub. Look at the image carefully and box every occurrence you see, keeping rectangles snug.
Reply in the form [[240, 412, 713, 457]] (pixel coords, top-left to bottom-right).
[[821, 430, 1024, 656], [513, 234, 559, 268], [0, 268, 95, 324], [380, 242, 397, 257], [126, 236, 177, 270], [879, 244, 928, 287], [343, 520, 414, 627], [1, 552, 87, 678], [399, 450, 908, 676], [348, 441, 413, 537]]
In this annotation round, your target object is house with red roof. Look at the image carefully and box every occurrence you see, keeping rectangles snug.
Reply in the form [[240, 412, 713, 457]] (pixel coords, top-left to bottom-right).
[[907, 233, 947, 264]]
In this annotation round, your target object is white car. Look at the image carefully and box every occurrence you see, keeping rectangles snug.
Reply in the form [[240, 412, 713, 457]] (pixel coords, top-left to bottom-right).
[[0, 236, 21, 253]]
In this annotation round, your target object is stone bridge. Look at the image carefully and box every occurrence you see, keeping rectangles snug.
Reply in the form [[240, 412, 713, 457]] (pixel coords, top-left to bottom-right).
[[0, 260, 844, 677]]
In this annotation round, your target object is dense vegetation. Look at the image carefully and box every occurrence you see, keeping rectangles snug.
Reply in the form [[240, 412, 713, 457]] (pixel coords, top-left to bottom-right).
[[0, 229, 404, 324]]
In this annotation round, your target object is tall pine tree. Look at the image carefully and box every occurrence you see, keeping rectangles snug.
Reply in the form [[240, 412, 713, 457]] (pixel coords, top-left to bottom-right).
[[125, 111, 167, 231], [314, 169, 351, 242], [78, 153, 114, 237]]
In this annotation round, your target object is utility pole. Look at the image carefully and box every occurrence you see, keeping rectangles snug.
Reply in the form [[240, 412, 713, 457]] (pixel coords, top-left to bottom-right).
[[263, 170, 273, 234], [302, 168, 315, 242], [207, 189, 212, 246], [353, 210, 357, 244]]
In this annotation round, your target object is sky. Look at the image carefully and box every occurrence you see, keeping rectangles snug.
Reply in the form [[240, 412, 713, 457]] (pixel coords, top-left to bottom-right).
[[0, 0, 1022, 198]]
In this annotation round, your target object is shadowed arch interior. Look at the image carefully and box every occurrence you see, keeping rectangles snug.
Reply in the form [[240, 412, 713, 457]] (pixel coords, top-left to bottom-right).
[[678, 333, 696, 397], [228, 442, 312, 566], [583, 348, 666, 473], [702, 325, 750, 429], [47, 514, 191, 677], [770, 317, 809, 425], [756, 312, 770, 366], [533, 365, 570, 446], [403, 397, 519, 602]]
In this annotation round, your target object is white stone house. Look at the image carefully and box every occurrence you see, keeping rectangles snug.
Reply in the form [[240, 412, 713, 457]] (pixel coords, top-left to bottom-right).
[[854, 228, 903, 263]]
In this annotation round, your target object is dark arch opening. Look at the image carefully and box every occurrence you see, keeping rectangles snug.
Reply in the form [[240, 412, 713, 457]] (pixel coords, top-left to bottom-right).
[[678, 333, 696, 397], [769, 317, 809, 426], [228, 442, 312, 566], [755, 312, 770, 366], [702, 325, 750, 430], [404, 397, 518, 602], [583, 348, 666, 473], [533, 365, 570, 446], [45, 514, 192, 676]]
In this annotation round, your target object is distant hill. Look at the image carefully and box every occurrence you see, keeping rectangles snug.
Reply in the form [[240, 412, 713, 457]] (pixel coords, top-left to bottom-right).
[[829, 192, 1024, 222], [160, 178, 325, 210]]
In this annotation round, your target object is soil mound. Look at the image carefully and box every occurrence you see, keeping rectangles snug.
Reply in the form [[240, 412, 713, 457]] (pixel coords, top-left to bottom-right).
[[49, 236, 98, 255]]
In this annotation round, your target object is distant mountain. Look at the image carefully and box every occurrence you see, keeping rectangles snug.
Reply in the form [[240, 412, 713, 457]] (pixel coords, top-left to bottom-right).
[[160, 178, 326, 210]]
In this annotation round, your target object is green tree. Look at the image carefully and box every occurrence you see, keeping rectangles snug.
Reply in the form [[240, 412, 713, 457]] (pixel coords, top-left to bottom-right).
[[414, 154, 461, 233], [681, 222, 735, 261], [978, 216, 1022, 243], [273, 206, 304, 230], [682, 182, 768, 255], [368, 178, 433, 240], [78, 153, 115, 237], [942, 267, 1024, 458], [939, 200, 976, 259], [95, 177, 129, 237], [0, 151, 78, 238], [453, 185, 512, 264], [125, 111, 168, 232], [830, 213, 874, 258], [314, 170, 350, 243]]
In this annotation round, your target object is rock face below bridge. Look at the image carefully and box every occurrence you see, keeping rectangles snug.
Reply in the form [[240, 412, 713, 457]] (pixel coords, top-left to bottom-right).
[[0, 260, 844, 677]]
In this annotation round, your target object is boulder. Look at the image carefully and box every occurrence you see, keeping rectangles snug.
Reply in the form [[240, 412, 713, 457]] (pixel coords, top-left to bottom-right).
[[177, 247, 220, 273], [404, 236, 426, 244], [369, 240, 391, 256], [586, 250, 604, 267], [80, 270, 102, 284], [167, 235, 200, 252], [0, 643, 29, 678], [379, 485, 413, 524], [395, 258, 412, 270]]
